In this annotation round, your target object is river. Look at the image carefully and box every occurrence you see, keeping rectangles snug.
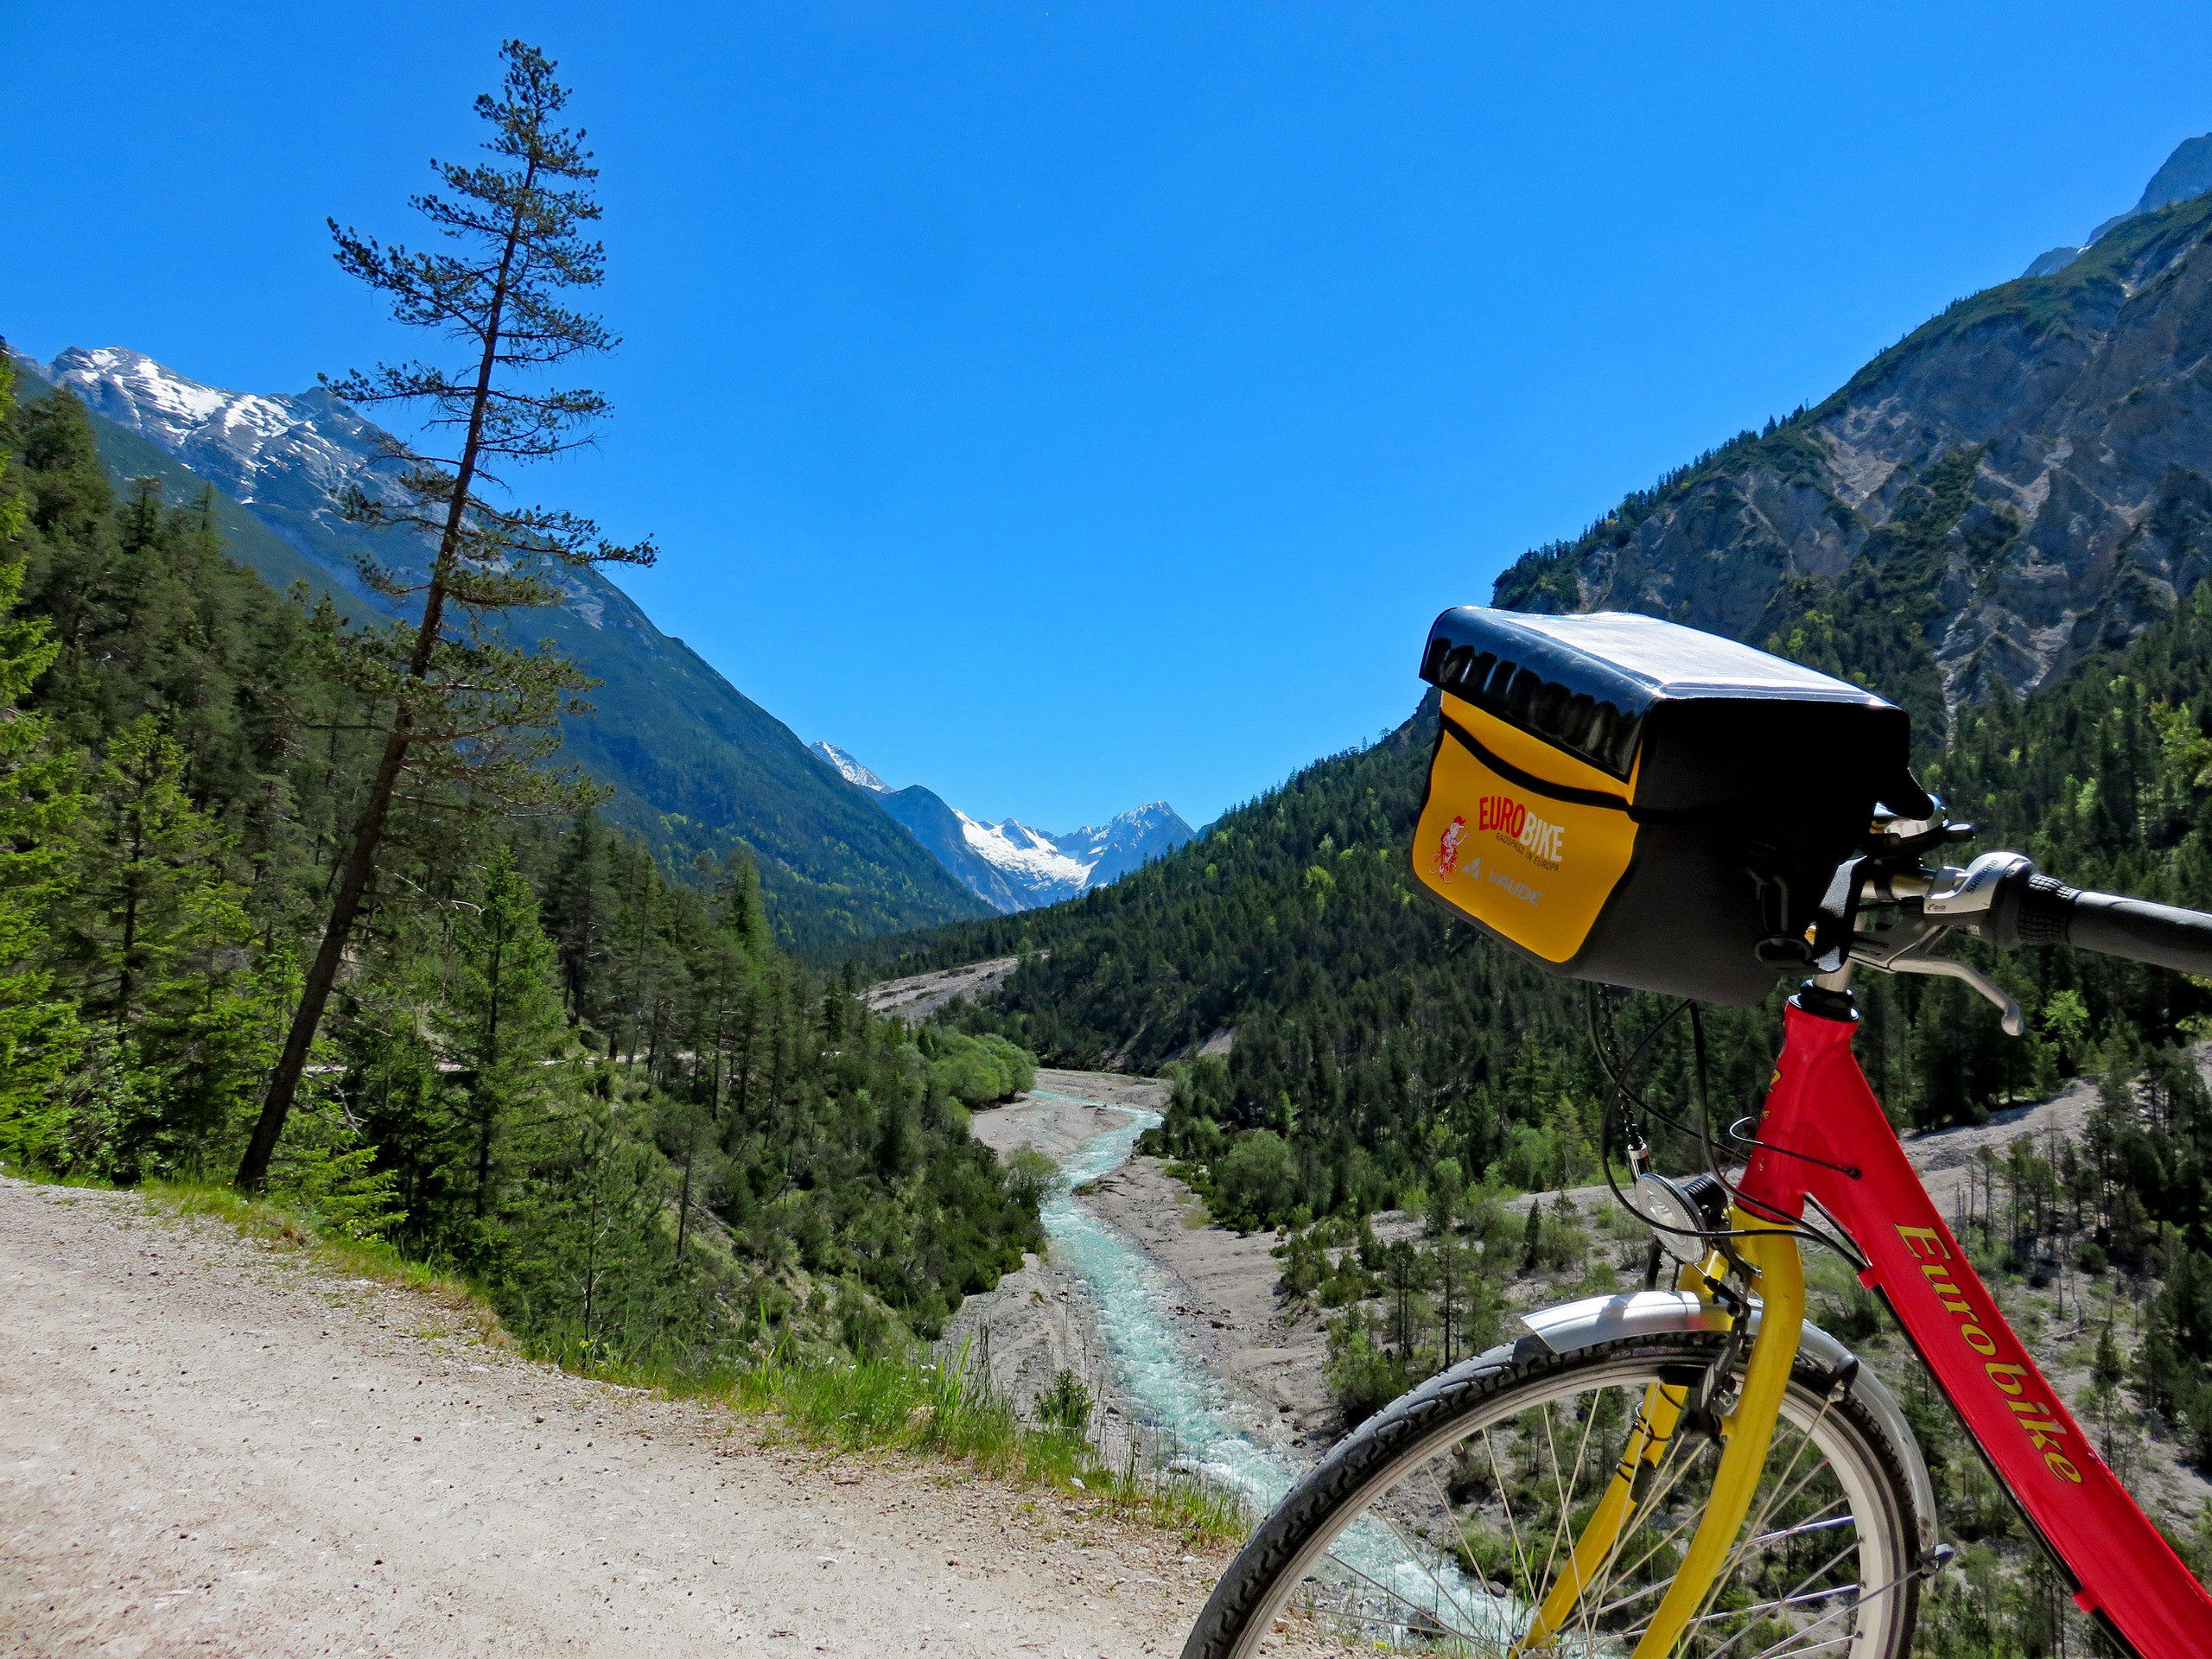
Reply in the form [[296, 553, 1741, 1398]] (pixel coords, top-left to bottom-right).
[[1027, 1086, 1514, 1645], [1026, 1088, 1303, 1514]]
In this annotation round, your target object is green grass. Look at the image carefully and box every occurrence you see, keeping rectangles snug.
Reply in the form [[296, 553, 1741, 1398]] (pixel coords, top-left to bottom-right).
[[23, 1166, 1248, 1541], [703, 1346, 1248, 1538]]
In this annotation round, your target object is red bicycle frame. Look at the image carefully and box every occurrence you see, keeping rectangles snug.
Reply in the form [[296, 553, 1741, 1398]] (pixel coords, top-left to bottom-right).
[[1744, 993, 2212, 1658]]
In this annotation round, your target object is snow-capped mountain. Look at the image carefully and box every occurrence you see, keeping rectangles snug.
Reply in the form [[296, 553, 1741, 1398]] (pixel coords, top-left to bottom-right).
[[809, 741, 891, 793], [16, 346, 990, 942], [808, 743, 1198, 912], [45, 346, 400, 516], [36, 346, 418, 618], [30, 346, 630, 624]]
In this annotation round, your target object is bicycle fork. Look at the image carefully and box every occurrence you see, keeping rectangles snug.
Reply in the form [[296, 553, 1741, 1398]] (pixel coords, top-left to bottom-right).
[[1513, 1213, 1806, 1659]]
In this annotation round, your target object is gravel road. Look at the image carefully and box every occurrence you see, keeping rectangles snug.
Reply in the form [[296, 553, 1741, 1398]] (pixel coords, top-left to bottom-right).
[[0, 1177, 1232, 1658]]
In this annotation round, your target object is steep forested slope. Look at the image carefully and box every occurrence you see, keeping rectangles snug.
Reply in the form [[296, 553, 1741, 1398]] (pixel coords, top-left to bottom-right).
[[0, 367, 1040, 1366], [10, 352, 989, 950]]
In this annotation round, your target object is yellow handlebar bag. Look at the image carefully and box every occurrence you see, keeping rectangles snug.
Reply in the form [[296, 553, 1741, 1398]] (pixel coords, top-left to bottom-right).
[[1410, 607, 1928, 1006]]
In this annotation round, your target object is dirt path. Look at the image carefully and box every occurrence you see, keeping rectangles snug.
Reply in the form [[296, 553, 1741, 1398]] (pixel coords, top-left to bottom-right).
[[0, 1177, 1232, 1658]]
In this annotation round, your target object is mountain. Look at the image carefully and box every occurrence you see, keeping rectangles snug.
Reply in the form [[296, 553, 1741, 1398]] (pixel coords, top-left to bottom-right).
[[870, 786, 1030, 912], [806, 740, 1197, 912], [14, 347, 989, 950], [810, 741, 891, 794], [1052, 803, 1198, 887], [1495, 178, 2212, 746], [2024, 132, 2212, 276]]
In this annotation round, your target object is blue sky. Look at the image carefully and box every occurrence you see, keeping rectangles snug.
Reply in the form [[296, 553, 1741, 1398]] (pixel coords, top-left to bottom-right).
[[4, 4, 2209, 829]]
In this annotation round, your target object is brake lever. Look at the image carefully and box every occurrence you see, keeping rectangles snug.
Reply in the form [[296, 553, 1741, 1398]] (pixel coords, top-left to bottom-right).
[[1849, 936, 2026, 1036]]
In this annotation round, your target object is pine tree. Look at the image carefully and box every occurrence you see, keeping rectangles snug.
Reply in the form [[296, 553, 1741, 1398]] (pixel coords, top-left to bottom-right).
[[543, 810, 613, 1016], [346, 973, 470, 1256], [0, 364, 85, 1169], [61, 719, 233, 1026], [56, 717, 284, 1176], [502, 1096, 682, 1367], [238, 40, 652, 1189], [443, 846, 570, 1219]]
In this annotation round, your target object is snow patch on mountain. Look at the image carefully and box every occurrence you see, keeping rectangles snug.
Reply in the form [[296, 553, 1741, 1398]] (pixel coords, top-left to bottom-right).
[[809, 741, 891, 793], [956, 816, 1091, 898], [42, 346, 409, 514], [32, 346, 632, 628]]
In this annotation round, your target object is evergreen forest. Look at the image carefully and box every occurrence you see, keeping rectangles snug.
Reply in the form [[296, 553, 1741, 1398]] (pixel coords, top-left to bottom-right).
[[0, 366, 1046, 1370]]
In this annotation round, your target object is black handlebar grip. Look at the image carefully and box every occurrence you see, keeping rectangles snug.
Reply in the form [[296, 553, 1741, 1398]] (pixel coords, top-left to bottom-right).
[[1987, 868, 2212, 974], [2067, 891, 2212, 975]]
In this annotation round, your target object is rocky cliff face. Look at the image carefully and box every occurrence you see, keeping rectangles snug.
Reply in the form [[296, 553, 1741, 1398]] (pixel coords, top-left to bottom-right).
[[1495, 188, 2212, 730]]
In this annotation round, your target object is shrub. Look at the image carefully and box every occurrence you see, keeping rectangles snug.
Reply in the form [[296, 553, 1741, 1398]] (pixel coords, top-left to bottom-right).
[[1211, 1128, 1300, 1230], [1037, 1368, 1094, 1434], [921, 1027, 1036, 1106], [1325, 1311, 1420, 1427]]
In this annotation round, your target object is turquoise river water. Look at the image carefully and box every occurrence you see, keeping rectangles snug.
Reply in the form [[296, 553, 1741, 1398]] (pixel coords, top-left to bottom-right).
[[1028, 1088, 1300, 1512], [1033, 1088, 1516, 1646]]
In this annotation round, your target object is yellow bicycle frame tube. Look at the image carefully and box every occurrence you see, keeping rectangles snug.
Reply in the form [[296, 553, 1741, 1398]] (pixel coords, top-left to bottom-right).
[[1511, 1222, 1806, 1658], [1631, 1213, 1806, 1659], [1514, 1378, 1689, 1654], [1510, 1250, 1718, 1656]]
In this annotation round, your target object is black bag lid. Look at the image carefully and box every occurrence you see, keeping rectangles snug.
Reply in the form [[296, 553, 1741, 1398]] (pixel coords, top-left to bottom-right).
[[1421, 607, 1931, 817]]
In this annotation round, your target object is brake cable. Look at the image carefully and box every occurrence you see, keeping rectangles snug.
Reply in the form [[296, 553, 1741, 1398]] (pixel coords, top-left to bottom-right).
[[1587, 987, 1859, 1260]]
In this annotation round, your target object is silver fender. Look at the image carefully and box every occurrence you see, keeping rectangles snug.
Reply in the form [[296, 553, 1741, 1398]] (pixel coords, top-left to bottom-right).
[[1513, 1290, 1938, 1552]]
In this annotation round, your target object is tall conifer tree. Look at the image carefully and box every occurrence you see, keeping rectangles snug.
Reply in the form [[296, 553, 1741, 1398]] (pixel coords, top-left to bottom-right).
[[238, 41, 652, 1188], [0, 364, 85, 1168], [444, 846, 569, 1217]]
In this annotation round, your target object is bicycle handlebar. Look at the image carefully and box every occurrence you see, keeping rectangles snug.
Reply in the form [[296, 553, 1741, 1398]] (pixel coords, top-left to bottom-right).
[[1974, 860, 2212, 975]]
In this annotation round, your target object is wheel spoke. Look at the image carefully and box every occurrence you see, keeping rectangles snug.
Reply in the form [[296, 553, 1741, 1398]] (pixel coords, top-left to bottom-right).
[[1694, 1542, 1858, 1659], [1483, 1427, 1541, 1611], [1310, 1536, 1497, 1651], [1575, 1389, 1704, 1637], [1739, 1558, 1927, 1659], [1534, 1389, 1605, 1632], [1593, 1432, 1718, 1598], [1221, 1348, 1910, 1659], [1689, 1399, 1846, 1643]]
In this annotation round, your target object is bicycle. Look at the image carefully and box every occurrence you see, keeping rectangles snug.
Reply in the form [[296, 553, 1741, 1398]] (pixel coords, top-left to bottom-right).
[[1184, 607, 2212, 1658]]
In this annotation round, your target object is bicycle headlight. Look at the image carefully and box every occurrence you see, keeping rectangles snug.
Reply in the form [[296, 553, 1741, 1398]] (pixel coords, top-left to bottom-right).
[[1633, 1172, 1711, 1265]]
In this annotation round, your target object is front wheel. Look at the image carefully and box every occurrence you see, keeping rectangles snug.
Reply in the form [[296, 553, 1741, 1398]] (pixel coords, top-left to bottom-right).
[[1185, 1332, 1923, 1658]]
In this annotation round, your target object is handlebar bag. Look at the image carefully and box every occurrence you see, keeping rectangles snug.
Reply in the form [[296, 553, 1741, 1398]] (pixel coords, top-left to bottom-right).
[[1411, 607, 1930, 1005]]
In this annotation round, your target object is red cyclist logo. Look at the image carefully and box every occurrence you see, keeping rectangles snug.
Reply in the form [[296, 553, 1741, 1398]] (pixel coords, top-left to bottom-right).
[[1433, 816, 1467, 880]]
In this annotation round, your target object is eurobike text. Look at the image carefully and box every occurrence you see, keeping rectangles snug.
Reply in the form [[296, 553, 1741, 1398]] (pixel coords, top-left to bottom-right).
[[1896, 1224, 2083, 1484], [1477, 793, 1565, 865]]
